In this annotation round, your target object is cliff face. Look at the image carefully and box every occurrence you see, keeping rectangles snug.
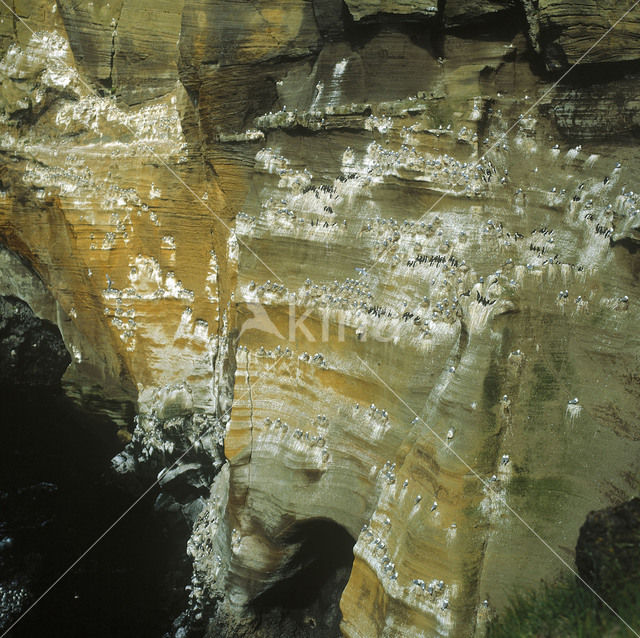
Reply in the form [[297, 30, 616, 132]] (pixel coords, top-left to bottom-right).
[[1, 2, 640, 637]]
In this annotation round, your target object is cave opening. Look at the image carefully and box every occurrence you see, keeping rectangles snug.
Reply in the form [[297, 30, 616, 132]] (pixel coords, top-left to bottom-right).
[[253, 519, 356, 637]]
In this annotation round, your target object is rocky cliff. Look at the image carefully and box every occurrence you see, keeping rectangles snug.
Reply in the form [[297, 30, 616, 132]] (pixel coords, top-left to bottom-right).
[[1, 1, 640, 637]]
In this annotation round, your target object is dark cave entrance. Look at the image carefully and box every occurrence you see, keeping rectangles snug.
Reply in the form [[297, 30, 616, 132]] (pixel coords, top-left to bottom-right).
[[253, 519, 356, 637]]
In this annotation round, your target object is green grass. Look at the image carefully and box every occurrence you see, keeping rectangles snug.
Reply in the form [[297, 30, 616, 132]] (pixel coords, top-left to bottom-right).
[[487, 574, 640, 638]]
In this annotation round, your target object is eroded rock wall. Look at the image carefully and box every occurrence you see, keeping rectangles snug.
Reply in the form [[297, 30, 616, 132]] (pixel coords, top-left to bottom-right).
[[1, 2, 640, 637]]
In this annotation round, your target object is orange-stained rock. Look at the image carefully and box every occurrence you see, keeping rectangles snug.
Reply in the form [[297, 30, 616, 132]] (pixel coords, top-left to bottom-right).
[[1, 3, 640, 638]]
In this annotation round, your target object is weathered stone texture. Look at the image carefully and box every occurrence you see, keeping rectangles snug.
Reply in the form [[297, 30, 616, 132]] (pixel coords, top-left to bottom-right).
[[1, 2, 640, 637], [523, 0, 640, 70], [444, 0, 516, 27], [58, 0, 184, 103], [344, 0, 438, 21]]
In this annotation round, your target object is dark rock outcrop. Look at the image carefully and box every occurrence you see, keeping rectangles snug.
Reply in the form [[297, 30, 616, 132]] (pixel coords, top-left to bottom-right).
[[0, 295, 70, 386], [576, 497, 640, 605]]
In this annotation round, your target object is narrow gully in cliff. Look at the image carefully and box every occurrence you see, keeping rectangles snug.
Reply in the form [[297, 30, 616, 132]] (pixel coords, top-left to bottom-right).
[[0, 386, 192, 638]]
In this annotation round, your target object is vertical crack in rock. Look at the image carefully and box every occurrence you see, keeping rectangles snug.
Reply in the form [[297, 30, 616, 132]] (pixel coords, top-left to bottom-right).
[[107, 3, 122, 94], [245, 348, 255, 489]]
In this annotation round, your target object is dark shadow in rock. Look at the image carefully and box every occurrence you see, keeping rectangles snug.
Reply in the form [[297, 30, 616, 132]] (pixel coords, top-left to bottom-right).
[[312, 0, 351, 42], [341, 6, 383, 50], [253, 519, 356, 637], [612, 236, 640, 255], [0, 295, 70, 387], [0, 385, 191, 638], [576, 497, 640, 610], [443, 4, 525, 42], [557, 59, 640, 87]]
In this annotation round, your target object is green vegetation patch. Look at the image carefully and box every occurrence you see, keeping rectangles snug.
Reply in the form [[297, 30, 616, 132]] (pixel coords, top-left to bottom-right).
[[488, 574, 640, 638]]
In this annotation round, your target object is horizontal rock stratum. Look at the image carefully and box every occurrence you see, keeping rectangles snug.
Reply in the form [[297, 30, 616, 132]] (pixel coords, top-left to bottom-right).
[[1, 1, 640, 636]]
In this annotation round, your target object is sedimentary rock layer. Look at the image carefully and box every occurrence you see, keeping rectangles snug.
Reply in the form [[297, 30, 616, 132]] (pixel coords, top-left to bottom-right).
[[1, 2, 639, 637]]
